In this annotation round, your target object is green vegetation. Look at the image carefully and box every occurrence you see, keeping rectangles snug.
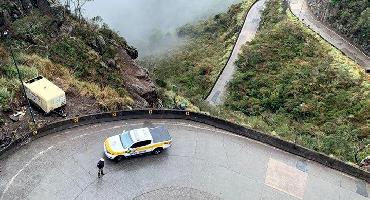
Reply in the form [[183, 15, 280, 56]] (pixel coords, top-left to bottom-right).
[[143, 0, 257, 104], [327, 0, 369, 53], [25, 54, 134, 111], [0, 7, 135, 116], [148, 0, 369, 163], [225, 0, 369, 162], [0, 47, 133, 113], [50, 37, 97, 78]]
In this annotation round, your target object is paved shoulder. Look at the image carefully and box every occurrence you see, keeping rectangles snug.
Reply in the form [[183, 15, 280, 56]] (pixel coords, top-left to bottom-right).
[[289, 0, 370, 72]]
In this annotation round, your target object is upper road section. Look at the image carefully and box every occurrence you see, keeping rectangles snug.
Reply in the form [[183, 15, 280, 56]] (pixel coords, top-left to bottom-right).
[[289, 0, 370, 72], [0, 119, 368, 200], [207, 0, 369, 107], [206, 0, 267, 106]]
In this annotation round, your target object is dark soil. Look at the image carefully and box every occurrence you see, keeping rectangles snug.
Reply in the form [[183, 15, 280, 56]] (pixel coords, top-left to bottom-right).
[[0, 86, 101, 142]]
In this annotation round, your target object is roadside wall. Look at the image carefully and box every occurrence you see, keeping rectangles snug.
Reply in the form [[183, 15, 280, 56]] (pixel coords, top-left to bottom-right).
[[306, 0, 369, 55], [1, 109, 369, 183], [306, 0, 331, 21]]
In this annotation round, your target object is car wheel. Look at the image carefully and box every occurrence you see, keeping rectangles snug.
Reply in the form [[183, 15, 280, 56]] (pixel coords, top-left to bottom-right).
[[114, 156, 124, 163], [153, 148, 163, 155]]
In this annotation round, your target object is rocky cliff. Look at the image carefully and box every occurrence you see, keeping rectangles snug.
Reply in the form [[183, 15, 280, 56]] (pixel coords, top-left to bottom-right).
[[0, 0, 55, 30], [306, 0, 369, 55]]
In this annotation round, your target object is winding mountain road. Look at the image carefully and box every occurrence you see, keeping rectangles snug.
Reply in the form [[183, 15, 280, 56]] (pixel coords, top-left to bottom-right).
[[1, 1, 369, 199], [207, 0, 369, 106], [0, 119, 368, 200], [289, 0, 370, 72], [206, 0, 267, 106]]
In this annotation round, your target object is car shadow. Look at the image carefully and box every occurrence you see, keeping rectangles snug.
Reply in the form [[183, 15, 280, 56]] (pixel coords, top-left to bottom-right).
[[103, 150, 171, 171]]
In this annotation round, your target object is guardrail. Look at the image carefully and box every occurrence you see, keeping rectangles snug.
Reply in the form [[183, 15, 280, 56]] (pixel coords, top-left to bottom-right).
[[1, 109, 369, 182]]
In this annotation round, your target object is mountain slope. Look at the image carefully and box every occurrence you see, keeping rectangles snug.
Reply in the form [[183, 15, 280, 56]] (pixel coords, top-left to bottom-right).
[[0, 0, 158, 134], [225, 0, 370, 162], [307, 0, 369, 55], [142, 0, 257, 105]]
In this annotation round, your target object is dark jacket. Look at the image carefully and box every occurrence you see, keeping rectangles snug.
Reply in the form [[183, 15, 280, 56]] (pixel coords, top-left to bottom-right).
[[97, 160, 104, 169]]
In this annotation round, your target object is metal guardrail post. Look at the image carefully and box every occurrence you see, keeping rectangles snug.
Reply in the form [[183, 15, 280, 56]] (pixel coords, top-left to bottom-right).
[[73, 117, 79, 123], [28, 123, 38, 136], [0, 109, 368, 182], [4, 30, 36, 125]]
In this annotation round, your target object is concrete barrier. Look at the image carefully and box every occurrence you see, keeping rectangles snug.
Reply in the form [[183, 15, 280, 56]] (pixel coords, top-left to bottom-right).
[[1, 109, 369, 182]]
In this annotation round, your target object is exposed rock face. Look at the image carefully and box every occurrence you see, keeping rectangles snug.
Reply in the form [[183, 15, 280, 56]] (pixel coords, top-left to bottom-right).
[[125, 45, 139, 60], [306, 0, 369, 55], [96, 35, 106, 53], [0, 0, 54, 34], [21, 0, 33, 13], [116, 47, 158, 107], [0, 9, 11, 28], [107, 58, 116, 68]]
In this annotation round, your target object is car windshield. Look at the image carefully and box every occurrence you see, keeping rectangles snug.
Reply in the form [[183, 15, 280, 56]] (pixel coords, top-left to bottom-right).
[[119, 132, 133, 149]]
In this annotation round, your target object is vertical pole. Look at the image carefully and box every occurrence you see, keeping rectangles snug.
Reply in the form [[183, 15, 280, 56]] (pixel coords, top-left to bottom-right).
[[10, 51, 36, 124], [4, 30, 36, 125]]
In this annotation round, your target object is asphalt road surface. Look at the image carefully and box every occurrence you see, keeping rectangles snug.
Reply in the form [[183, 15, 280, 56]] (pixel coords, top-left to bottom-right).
[[207, 0, 369, 107], [0, 119, 368, 200], [289, 0, 370, 71], [206, 0, 267, 106]]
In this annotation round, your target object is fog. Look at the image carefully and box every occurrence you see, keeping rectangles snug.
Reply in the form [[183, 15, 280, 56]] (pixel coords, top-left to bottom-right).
[[80, 0, 242, 57]]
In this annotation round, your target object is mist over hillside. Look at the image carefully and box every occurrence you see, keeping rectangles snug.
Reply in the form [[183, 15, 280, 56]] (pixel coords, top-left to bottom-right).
[[82, 0, 242, 57]]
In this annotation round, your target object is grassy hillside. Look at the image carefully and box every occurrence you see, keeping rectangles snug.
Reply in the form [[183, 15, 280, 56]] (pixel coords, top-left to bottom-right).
[[225, 0, 369, 162], [142, 0, 256, 106], [0, 2, 154, 133], [0, 13, 133, 109]]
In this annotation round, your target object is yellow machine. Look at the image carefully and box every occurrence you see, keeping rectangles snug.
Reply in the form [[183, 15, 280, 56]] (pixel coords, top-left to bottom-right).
[[24, 76, 66, 113]]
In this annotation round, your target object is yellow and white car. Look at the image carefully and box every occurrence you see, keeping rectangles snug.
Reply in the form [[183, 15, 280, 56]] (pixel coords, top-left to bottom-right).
[[104, 126, 172, 161]]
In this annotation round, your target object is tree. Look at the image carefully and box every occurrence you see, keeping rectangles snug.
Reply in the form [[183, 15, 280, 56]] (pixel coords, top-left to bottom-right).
[[68, 0, 94, 20]]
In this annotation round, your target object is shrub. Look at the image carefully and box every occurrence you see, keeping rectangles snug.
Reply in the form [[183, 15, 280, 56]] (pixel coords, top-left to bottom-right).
[[12, 10, 52, 41], [327, 0, 369, 53], [74, 81, 134, 111], [148, 0, 257, 102], [1, 64, 38, 80], [224, 0, 370, 162], [0, 87, 11, 108], [50, 38, 99, 78]]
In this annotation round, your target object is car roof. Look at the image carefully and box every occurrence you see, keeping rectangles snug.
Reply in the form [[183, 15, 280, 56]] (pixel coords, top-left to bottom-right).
[[129, 128, 152, 143], [150, 126, 171, 143]]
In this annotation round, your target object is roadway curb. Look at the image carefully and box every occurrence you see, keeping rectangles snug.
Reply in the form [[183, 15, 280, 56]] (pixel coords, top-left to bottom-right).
[[287, 0, 370, 72], [0, 109, 369, 183], [204, 0, 260, 100]]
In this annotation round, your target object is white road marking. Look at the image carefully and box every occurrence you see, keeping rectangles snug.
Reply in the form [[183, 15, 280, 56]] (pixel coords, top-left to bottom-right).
[[71, 133, 89, 140], [0, 145, 54, 200], [0, 120, 273, 198], [0, 123, 140, 199]]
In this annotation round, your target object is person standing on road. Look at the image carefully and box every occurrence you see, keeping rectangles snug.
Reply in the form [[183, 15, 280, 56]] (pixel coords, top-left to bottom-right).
[[97, 158, 105, 178]]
